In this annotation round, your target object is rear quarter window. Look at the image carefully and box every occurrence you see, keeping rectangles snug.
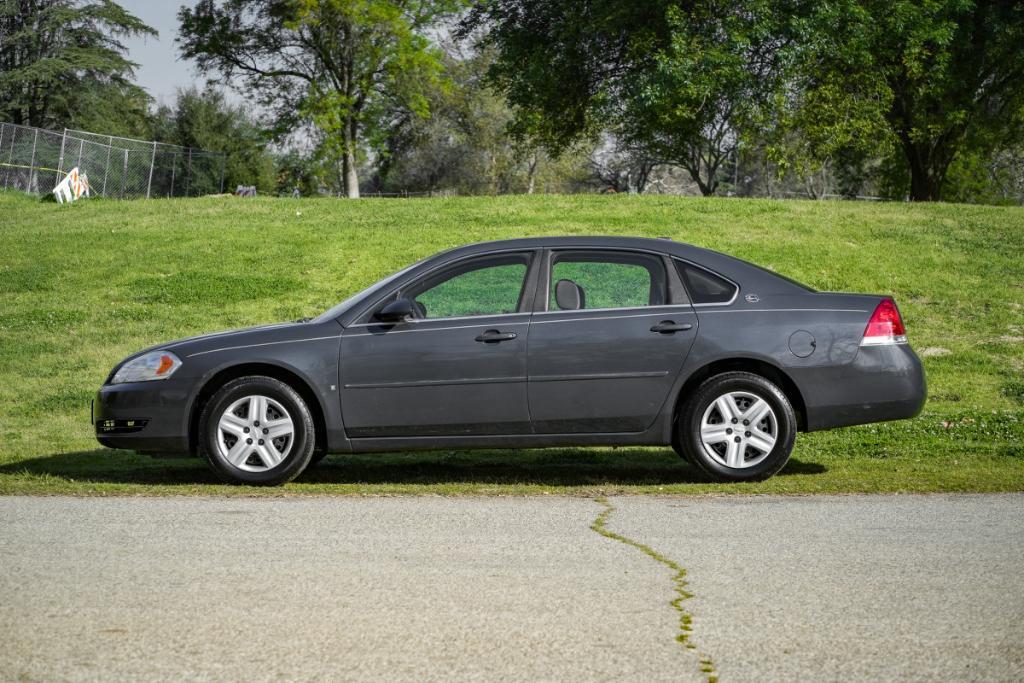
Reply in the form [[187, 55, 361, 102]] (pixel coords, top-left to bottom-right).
[[675, 261, 738, 304]]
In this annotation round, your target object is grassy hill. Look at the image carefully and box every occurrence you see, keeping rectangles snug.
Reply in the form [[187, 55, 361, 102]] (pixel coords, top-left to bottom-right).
[[1, 191, 1022, 495]]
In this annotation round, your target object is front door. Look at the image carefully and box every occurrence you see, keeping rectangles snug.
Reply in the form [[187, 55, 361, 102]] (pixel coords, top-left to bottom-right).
[[527, 249, 698, 433], [340, 252, 537, 438]]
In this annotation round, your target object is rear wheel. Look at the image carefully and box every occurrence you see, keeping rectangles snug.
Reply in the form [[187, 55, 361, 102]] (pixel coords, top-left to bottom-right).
[[199, 376, 315, 485], [674, 372, 796, 482]]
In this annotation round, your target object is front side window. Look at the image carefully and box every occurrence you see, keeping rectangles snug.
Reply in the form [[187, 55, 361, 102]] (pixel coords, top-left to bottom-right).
[[549, 251, 667, 311], [405, 254, 531, 319]]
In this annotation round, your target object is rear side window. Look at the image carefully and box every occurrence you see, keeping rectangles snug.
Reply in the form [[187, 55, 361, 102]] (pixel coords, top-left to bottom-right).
[[549, 251, 667, 310], [675, 261, 737, 304]]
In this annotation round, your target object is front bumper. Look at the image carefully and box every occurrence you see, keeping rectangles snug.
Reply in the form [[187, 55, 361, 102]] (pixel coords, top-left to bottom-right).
[[93, 379, 192, 454], [802, 343, 927, 432]]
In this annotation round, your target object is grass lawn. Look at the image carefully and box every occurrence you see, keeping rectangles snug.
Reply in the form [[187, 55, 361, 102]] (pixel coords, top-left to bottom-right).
[[1, 191, 1022, 496]]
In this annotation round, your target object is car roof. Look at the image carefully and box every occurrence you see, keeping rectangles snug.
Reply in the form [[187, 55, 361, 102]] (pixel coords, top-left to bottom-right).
[[441, 236, 735, 273], [445, 235, 691, 256]]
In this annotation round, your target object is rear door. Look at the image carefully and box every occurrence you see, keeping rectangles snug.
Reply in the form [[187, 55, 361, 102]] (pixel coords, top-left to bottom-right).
[[527, 249, 698, 433], [340, 251, 539, 438]]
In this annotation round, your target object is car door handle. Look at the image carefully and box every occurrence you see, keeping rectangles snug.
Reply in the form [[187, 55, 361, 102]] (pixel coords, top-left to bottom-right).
[[650, 320, 693, 333], [475, 330, 518, 343]]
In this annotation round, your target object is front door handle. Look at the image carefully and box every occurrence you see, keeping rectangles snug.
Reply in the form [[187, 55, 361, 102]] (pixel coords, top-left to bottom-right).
[[650, 320, 693, 334], [475, 329, 518, 343]]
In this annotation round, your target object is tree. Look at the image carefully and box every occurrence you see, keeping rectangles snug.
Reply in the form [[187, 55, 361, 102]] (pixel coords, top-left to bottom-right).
[[791, 1, 1024, 201], [275, 147, 321, 195], [179, 0, 467, 198], [372, 45, 592, 195], [620, 4, 788, 196], [0, 0, 155, 131], [151, 86, 277, 194], [372, 48, 513, 193], [463, 1, 788, 196], [589, 135, 659, 194]]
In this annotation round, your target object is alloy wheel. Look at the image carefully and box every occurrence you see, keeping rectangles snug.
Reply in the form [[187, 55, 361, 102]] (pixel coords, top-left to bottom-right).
[[699, 391, 778, 469]]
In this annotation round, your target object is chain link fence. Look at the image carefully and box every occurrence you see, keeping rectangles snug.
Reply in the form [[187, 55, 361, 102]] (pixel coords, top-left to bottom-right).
[[0, 122, 226, 200]]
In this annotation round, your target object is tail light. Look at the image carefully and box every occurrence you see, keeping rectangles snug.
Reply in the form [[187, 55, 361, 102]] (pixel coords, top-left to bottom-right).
[[861, 298, 907, 346]]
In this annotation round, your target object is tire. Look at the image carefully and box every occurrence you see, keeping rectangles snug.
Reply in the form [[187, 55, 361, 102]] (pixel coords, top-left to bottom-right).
[[199, 376, 316, 485], [670, 418, 695, 465], [674, 371, 796, 482]]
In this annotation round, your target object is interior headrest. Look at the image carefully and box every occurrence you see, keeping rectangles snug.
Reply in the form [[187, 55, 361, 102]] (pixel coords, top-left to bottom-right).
[[555, 279, 585, 310]]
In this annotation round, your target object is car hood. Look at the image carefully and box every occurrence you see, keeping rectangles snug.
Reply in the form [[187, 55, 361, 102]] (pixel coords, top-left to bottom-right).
[[121, 320, 333, 364], [160, 322, 302, 351]]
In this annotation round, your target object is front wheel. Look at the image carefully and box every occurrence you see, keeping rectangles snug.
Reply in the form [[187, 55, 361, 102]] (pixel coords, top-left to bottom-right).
[[198, 376, 316, 485], [674, 372, 796, 482]]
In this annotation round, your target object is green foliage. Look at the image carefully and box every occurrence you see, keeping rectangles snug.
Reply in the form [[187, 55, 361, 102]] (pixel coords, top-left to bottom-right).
[[789, 1, 1024, 201], [465, 1, 669, 151], [942, 150, 1020, 206], [470, 1, 1024, 203], [151, 87, 277, 193], [465, 1, 789, 195], [0, 192, 1022, 495], [0, 0, 156, 133], [179, 0, 469, 197], [375, 47, 592, 194], [621, 2, 784, 195], [275, 148, 321, 195]]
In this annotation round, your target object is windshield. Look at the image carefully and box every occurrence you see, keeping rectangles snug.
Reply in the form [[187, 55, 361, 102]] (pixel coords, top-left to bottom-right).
[[312, 257, 428, 323]]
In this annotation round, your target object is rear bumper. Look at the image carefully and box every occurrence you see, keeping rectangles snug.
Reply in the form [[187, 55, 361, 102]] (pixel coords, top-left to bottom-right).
[[93, 379, 192, 454], [803, 344, 926, 432]]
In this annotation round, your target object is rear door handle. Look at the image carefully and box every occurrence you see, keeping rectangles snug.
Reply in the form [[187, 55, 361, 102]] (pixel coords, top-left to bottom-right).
[[650, 320, 693, 333], [475, 329, 518, 343]]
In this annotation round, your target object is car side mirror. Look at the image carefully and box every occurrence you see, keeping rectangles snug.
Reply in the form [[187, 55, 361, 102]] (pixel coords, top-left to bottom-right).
[[376, 298, 415, 323]]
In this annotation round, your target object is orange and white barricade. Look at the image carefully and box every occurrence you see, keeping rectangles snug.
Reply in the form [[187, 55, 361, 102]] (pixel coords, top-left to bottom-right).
[[53, 167, 90, 204]]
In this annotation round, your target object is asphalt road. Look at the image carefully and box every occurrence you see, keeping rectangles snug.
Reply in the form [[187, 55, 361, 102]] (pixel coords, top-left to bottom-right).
[[1, 494, 1021, 682]]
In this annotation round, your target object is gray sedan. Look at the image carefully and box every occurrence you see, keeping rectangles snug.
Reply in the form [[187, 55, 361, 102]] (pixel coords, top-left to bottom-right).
[[94, 237, 926, 485]]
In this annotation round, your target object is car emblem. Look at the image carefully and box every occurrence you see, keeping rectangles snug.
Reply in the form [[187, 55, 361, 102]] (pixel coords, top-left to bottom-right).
[[745, 294, 760, 303]]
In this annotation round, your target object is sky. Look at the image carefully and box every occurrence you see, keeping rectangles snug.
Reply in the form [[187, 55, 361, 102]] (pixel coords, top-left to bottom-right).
[[120, 1, 203, 106]]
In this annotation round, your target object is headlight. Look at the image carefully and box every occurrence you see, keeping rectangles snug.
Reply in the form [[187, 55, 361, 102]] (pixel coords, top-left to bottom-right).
[[112, 351, 182, 384]]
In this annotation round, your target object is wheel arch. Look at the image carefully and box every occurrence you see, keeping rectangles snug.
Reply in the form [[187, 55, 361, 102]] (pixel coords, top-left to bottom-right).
[[188, 362, 328, 457], [671, 357, 808, 434]]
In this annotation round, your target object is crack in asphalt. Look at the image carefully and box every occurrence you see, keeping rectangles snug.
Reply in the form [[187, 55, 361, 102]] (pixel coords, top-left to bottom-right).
[[590, 497, 718, 683]]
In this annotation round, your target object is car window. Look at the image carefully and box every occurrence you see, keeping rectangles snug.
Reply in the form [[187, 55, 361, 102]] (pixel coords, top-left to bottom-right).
[[313, 259, 427, 323], [549, 252, 666, 310], [675, 261, 737, 304], [407, 255, 530, 319]]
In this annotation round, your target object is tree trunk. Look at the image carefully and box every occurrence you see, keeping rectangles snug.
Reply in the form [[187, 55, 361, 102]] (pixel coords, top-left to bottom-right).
[[682, 155, 719, 196], [903, 141, 951, 202], [342, 116, 359, 199], [907, 160, 944, 201], [342, 149, 359, 198], [525, 152, 538, 194], [634, 161, 653, 194], [486, 152, 497, 194], [688, 170, 717, 196]]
